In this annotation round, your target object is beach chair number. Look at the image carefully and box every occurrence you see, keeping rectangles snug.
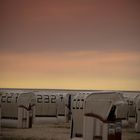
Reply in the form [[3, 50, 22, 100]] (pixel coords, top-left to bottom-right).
[[73, 99, 84, 109], [37, 95, 56, 103], [1, 93, 18, 103]]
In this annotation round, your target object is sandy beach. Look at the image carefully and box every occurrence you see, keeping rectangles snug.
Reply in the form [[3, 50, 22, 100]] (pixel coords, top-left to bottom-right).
[[1, 122, 140, 140]]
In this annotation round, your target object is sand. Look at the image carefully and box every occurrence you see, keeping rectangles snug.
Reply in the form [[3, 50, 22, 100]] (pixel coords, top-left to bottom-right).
[[1, 123, 140, 140]]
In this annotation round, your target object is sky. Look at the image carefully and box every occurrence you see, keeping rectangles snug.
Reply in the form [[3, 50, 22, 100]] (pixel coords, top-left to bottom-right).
[[0, 0, 140, 90]]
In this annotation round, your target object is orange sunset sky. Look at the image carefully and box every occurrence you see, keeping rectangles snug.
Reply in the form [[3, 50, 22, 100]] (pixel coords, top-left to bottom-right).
[[0, 0, 140, 90]]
